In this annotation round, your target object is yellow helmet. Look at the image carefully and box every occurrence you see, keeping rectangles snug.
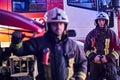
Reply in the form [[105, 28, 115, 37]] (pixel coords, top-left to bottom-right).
[[44, 7, 69, 23]]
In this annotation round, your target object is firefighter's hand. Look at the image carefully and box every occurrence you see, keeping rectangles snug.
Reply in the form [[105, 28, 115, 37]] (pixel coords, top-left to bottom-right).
[[101, 55, 108, 63], [94, 55, 101, 63], [11, 31, 25, 44]]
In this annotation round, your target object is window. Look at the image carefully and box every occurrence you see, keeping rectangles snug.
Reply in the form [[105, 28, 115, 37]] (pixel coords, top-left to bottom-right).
[[12, 0, 47, 12], [67, 0, 97, 10], [67, 0, 112, 11]]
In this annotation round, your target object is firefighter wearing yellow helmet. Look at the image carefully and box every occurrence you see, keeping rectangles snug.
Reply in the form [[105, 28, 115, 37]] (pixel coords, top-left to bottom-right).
[[10, 7, 87, 80], [84, 11, 119, 80]]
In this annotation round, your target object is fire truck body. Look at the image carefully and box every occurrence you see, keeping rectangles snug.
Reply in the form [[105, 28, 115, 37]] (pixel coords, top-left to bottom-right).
[[0, 0, 63, 47], [64, 0, 120, 41]]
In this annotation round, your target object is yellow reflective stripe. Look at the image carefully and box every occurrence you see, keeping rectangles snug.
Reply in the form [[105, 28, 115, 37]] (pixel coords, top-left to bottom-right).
[[76, 71, 86, 80], [67, 58, 74, 80], [86, 51, 91, 57], [104, 48, 107, 55], [104, 39, 110, 55], [86, 48, 96, 57], [92, 47, 97, 53], [112, 50, 119, 59], [15, 42, 23, 49]]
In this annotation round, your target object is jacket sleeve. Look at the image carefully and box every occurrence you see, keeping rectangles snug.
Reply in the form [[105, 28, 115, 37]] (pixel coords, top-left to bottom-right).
[[73, 43, 87, 80], [106, 31, 119, 62], [10, 38, 39, 56], [84, 33, 96, 61]]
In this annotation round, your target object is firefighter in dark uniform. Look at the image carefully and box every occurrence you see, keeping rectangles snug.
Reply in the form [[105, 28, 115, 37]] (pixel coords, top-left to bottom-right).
[[84, 12, 119, 80], [10, 7, 87, 80]]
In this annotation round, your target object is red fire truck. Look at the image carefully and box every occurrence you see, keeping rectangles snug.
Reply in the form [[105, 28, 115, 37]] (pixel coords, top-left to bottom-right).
[[0, 0, 63, 47]]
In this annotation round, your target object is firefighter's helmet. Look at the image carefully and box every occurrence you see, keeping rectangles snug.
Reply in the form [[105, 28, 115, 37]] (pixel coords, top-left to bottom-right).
[[96, 12, 109, 21], [44, 7, 69, 23], [95, 12, 109, 25]]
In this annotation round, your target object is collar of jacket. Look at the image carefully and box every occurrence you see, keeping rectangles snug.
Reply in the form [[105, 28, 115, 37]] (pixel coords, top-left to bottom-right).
[[96, 25, 108, 32], [44, 31, 68, 44]]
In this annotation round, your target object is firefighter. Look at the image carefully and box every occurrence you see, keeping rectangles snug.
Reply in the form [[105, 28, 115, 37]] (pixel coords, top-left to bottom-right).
[[10, 7, 87, 80], [84, 12, 119, 80]]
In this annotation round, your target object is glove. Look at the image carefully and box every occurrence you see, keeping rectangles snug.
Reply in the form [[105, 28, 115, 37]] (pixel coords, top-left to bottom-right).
[[101, 55, 108, 63], [11, 31, 25, 44], [94, 55, 101, 63]]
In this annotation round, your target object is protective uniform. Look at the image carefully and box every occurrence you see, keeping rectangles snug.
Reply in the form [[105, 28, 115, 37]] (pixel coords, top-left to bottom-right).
[[84, 12, 119, 80], [10, 7, 87, 80]]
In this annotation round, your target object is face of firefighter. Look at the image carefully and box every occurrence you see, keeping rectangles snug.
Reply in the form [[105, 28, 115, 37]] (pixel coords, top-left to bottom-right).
[[97, 19, 106, 28], [50, 22, 65, 37]]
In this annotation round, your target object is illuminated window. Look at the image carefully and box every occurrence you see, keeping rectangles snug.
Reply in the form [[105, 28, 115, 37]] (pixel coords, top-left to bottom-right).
[[12, 0, 47, 12]]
